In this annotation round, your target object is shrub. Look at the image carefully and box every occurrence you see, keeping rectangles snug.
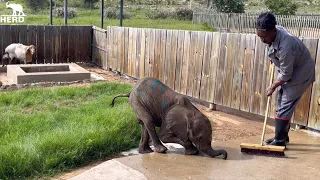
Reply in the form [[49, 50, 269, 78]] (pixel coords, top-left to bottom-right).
[[175, 8, 193, 21], [265, 0, 298, 15], [212, 0, 245, 13], [146, 10, 174, 19], [54, 7, 78, 18], [24, 0, 48, 12], [104, 7, 132, 19]]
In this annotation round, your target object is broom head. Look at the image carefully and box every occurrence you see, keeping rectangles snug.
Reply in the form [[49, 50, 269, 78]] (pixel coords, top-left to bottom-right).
[[240, 143, 285, 157]]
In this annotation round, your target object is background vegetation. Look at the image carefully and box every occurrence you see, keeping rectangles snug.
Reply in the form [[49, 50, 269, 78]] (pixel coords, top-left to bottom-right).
[[0, 82, 141, 179]]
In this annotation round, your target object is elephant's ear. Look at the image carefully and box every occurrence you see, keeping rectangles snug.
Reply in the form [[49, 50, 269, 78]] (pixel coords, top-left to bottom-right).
[[177, 95, 199, 110]]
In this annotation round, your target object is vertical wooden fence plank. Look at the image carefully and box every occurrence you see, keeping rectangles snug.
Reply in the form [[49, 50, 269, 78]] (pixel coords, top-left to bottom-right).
[[68, 26, 76, 63], [144, 28, 150, 77], [123, 27, 129, 73], [208, 32, 221, 103], [27, 25, 37, 49], [113, 27, 119, 71], [127, 27, 133, 76], [165, 30, 173, 85], [131, 28, 137, 77], [180, 31, 191, 95], [293, 38, 318, 126], [187, 31, 198, 97], [200, 32, 213, 101], [119, 27, 125, 74], [52, 26, 61, 63], [214, 32, 227, 105], [174, 30, 185, 94], [44, 26, 53, 63], [231, 33, 246, 109], [107, 26, 112, 69], [76, 26, 82, 62], [308, 39, 320, 130], [18, 25, 27, 45], [148, 29, 156, 78], [135, 28, 141, 77], [240, 34, 256, 112], [139, 28, 146, 78], [10, 25, 19, 44], [223, 33, 239, 107], [160, 30, 167, 82], [77, 26, 85, 62], [193, 31, 206, 99], [83, 27, 92, 62], [250, 38, 266, 115], [2, 25, 11, 51], [36, 26, 45, 64]]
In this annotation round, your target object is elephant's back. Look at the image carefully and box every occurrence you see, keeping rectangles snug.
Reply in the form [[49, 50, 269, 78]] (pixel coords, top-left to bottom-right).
[[130, 77, 176, 120]]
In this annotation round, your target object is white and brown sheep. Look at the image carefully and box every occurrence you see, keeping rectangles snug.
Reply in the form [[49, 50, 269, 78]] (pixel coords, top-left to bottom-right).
[[1, 43, 36, 66]]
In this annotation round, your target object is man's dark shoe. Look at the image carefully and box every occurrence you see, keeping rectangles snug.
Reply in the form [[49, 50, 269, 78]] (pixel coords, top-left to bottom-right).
[[265, 136, 289, 144], [266, 120, 290, 147]]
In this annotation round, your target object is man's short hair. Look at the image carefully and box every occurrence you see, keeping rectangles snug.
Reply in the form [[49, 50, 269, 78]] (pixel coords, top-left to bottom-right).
[[256, 12, 277, 31]]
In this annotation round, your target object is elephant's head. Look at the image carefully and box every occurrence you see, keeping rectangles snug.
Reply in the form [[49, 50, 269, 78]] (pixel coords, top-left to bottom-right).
[[187, 111, 227, 159], [165, 104, 227, 160]]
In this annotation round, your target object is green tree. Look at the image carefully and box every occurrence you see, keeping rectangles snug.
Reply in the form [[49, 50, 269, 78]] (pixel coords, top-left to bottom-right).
[[265, 0, 298, 15], [211, 0, 245, 13]]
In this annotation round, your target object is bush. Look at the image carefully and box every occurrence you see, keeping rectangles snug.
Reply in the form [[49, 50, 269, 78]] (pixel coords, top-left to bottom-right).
[[175, 8, 193, 21], [212, 0, 245, 13], [25, 0, 48, 12], [104, 7, 132, 19], [265, 0, 298, 15], [54, 7, 78, 18], [146, 10, 174, 19]]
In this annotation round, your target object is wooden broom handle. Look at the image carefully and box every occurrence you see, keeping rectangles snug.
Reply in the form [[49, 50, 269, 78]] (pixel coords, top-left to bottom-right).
[[261, 63, 275, 145]]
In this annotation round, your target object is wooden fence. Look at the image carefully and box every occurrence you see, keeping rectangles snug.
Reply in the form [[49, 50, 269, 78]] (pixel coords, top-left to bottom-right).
[[92, 26, 320, 131], [0, 25, 92, 63], [192, 13, 320, 38]]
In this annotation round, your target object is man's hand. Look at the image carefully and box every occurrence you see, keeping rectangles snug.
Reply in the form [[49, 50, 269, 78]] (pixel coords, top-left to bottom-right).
[[266, 85, 275, 96]]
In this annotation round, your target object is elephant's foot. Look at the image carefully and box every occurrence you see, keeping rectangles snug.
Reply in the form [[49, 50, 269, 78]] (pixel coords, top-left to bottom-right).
[[138, 145, 154, 154], [154, 144, 168, 153], [185, 146, 199, 155]]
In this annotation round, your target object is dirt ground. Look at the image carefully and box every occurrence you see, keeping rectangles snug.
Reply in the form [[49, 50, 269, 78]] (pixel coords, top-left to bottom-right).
[[0, 63, 275, 180]]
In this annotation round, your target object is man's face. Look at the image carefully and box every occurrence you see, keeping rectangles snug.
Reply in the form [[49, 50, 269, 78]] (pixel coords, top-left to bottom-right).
[[256, 29, 276, 45]]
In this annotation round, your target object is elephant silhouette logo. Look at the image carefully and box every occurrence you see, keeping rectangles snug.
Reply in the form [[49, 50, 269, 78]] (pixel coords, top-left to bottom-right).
[[5, 1, 26, 16]]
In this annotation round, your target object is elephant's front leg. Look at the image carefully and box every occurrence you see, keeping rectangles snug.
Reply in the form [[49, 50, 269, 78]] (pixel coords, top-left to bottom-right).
[[159, 125, 198, 155], [144, 120, 167, 153], [138, 120, 153, 154]]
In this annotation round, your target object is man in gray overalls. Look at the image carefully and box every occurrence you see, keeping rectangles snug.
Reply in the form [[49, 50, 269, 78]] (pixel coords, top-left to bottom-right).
[[255, 12, 316, 146]]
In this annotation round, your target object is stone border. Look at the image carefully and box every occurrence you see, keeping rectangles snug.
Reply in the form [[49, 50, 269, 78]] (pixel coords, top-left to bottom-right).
[[0, 79, 105, 92]]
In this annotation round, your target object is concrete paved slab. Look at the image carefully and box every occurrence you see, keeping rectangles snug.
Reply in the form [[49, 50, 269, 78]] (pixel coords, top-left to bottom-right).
[[7, 63, 91, 84], [71, 130, 320, 180]]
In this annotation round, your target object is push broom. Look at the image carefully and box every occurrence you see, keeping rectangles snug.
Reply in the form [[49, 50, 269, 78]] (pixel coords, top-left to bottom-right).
[[240, 63, 285, 156]]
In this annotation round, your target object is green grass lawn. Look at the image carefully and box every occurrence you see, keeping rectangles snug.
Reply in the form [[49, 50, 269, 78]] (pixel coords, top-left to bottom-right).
[[0, 82, 140, 180], [0, 3, 215, 32]]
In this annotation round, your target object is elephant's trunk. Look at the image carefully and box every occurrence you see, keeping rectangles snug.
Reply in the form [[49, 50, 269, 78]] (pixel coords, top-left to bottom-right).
[[200, 145, 227, 160]]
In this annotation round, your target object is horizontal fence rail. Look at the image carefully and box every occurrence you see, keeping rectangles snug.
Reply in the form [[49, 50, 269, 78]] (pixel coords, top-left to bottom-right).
[[0, 25, 92, 64], [192, 13, 320, 38], [93, 26, 320, 131]]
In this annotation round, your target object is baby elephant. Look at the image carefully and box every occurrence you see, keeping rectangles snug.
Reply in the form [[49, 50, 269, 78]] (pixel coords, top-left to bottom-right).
[[110, 77, 227, 160]]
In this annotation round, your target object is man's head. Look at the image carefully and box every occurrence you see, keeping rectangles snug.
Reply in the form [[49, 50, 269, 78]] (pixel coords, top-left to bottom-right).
[[256, 12, 277, 45]]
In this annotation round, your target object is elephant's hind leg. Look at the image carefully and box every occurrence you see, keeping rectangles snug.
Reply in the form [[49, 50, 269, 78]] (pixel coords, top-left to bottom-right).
[[138, 121, 153, 154]]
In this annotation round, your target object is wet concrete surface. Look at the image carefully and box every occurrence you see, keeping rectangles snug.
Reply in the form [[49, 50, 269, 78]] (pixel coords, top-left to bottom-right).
[[70, 130, 320, 180]]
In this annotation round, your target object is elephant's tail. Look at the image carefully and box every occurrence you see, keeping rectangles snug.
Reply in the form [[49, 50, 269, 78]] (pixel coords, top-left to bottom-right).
[[110, 92, 131, 107]]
